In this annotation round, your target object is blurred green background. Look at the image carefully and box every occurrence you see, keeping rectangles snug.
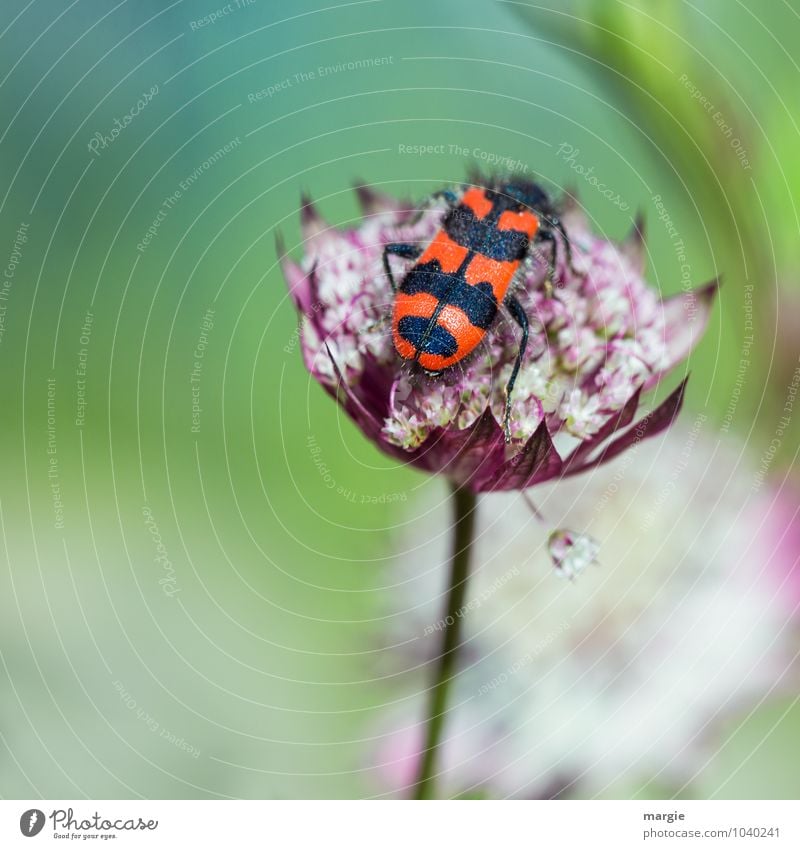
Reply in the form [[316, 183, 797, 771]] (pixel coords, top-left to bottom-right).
[[0, 0, 797, 799]]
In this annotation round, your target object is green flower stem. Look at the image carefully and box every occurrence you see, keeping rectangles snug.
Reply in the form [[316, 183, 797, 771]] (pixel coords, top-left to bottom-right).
[[413, 484, 477, 800]]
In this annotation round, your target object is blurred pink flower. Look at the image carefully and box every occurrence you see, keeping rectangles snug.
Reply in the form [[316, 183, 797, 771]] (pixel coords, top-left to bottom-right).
[[280, 183, 716, 491], [371, 425, 800, 798]]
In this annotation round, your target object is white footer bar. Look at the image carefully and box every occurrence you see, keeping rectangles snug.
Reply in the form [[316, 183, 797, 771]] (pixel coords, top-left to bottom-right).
[[3, 800, 798, 847]]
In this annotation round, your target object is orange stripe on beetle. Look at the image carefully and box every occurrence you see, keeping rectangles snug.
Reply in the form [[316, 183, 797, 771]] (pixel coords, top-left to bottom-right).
[[418, 230, 468, 273], [496, 208, 539, 236], [460, 187, 493, 219], [437, 303, 485, 357], [464, 253, 518, 304]]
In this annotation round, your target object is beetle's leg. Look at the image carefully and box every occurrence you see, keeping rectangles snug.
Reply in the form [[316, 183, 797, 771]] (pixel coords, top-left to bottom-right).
[[503, 294, 530, 443], [382, 243, 422, 291], [549, 213, 584, 277], [532, 229, 557, 298]]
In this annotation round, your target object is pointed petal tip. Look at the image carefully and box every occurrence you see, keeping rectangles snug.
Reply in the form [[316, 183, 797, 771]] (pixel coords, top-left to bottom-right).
[[352, 180, 411, 218], [654, 375, 690, 429], [559, 186, 580, 211], [353, 181, 381, 214], [649, 374, 690, 427], [299, 191, 317, 222], [619, 210, 647, 270], [698, 275, 721, 300], [633, 209, 646, 240], [280, 249, 318, 315], [299, 192, 329, 241]]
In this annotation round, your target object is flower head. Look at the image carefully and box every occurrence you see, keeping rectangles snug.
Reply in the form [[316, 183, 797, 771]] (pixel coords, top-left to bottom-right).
[[371, 426, 800, 798], [280, 181, 716, 491]]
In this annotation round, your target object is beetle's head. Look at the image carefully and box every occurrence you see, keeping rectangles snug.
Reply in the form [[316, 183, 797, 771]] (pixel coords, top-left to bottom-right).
[[495, 179, 551, 214]]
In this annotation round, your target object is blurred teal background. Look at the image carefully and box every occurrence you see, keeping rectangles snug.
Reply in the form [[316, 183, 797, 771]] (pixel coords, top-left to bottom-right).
[[0, 0, 797, 799]]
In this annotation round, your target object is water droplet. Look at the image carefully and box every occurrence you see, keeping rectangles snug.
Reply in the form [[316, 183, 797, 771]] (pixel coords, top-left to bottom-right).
[[548, 529, 600, 580]]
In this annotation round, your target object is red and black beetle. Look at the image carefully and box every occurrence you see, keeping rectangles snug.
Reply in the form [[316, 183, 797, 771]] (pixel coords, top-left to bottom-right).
[[383, 179, 576, 440]]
